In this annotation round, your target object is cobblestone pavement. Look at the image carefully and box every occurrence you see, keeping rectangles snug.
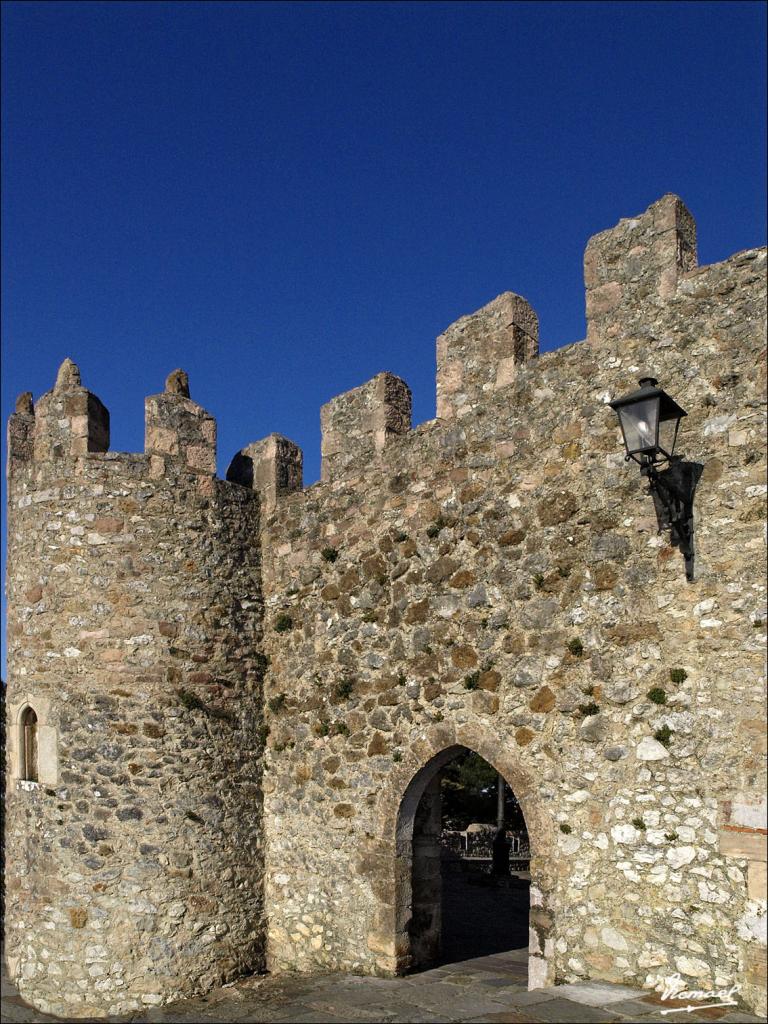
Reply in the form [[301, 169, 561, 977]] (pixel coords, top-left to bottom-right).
[[3, 951, 764, 1024]]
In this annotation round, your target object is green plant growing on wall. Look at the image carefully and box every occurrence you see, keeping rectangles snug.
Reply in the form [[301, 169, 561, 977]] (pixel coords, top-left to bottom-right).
[[669, 667, 688, 684], [559, 823, 572, 834], [268, 693, 287, 714], [578, 701, 599, 717], [274, 613, 293, 633], [532, 572, 545, 590], [314, 719, 331, 737], [177, 688, 235, 723], [665, 832, 679, 842], [397, 672, 407, 686], [361, 610, 377, 623], [632, 817, 647, 831], [392, 750, 402, 762], [332, 721, 350, 737], [177, 688, 206, 712], [393, 531, 408, 543], [333, 678, 355, 700], [426, 515, 447, 539], [647, 687, 667, 705], [321, 547, 339, 563], [567, 638, 584, 656], [654, 724, 674, 747], [463, 671, 481, 691], [253, 652, 270, 681], [257, 723, 270, 746], [208, 705, 236, 724]]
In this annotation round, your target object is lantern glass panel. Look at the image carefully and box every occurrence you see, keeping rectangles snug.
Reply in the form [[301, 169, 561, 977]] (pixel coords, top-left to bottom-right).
[[619, 397, 660, 455], [658, 415, 681, 458]]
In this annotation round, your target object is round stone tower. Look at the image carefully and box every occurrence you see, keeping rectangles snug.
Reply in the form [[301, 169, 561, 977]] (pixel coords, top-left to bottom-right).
[[4, 362, 267, 1018]]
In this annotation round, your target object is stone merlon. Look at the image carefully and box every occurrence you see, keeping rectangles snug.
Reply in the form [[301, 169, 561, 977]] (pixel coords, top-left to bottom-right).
[[227, 433, 303, 511], [320, 371, 412, 483], [6, 392, 35, 474], [31, 358, 110, 462], [584, 193, 697, 341], [144, 369, 216, 477], [436, 291, 539, 421]]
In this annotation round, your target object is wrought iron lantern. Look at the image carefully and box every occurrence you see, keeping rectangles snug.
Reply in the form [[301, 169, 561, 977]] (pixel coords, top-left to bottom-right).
[[609, 377, 687, 465], [609, 377, 698, 581]]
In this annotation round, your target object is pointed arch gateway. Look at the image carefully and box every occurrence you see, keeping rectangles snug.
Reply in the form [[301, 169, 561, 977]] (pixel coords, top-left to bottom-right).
[[366, 723, 557, 990]]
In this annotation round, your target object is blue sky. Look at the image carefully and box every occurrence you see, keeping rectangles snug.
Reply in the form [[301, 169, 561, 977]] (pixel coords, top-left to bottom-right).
[[1, 1, 766, 666]]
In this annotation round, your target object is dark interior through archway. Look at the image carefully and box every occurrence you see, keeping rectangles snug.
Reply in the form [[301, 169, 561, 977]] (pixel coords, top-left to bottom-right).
[[410, 749, 530, 969]]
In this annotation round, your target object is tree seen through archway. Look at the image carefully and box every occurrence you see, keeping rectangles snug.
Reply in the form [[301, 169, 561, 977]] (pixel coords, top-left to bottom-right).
[[441, 750, 526, 831]]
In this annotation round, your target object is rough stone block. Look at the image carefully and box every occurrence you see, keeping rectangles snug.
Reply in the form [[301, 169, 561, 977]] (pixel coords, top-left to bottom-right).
[[718, 829, 768, 861], [748, 860, 767, 900], [729, 796, 768, 831]]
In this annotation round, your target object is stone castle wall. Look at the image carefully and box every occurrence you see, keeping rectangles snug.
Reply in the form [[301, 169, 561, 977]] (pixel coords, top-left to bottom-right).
[[5, 372, 266, 1017], [253, 196, 766, 1010], [5, 194, 767, 1017]]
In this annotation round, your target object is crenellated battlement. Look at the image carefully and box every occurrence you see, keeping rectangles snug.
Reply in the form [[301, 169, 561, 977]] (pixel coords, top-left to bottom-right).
[[7, 194, 765, 512], [230, 193, 761, 515], [8, 362, 219, 487], [6, 391, 35, 474]]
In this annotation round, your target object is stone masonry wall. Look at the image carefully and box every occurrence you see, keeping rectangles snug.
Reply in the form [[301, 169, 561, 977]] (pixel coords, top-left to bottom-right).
[[5, 372, 267, 1018], [254, 196, 766, 1012], [4, 194, 767, 1018]]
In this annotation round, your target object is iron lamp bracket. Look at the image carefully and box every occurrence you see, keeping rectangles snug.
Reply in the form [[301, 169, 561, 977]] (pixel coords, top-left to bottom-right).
[[639, 457, 702, 582]]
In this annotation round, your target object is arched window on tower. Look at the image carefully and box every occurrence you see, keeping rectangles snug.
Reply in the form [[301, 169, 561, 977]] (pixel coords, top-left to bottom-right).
[[21, 706, 39, 782]]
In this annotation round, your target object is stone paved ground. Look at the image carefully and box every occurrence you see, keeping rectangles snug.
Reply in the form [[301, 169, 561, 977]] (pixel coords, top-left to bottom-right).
[[3, 951, 764, 1024]]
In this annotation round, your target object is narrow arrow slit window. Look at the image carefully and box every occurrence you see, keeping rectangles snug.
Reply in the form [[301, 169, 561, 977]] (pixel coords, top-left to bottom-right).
[[21, 706, 39, 782]]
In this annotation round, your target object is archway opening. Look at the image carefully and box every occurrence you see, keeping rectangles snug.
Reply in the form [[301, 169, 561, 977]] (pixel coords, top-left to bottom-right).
[[396, 745, 530, 974]]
